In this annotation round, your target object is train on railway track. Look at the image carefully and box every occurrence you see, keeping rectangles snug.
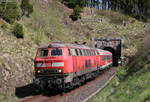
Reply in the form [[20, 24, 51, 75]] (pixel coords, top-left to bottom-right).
[[33, 42, 112, 91]]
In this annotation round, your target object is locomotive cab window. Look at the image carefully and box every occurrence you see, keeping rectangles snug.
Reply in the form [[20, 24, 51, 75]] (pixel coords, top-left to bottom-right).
[[50, 48, 62, 56], [37, 49, 48, 57]]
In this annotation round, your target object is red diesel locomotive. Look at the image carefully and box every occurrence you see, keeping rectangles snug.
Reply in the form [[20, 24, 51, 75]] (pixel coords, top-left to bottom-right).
[[33, 42, 112, 91]]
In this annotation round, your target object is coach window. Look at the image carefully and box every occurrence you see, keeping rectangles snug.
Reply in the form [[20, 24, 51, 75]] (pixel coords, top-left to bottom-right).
[[110, 55, 112, 60], [96, 51, 98, 55], [71, 49, 76, 56], [81, 49, 84, 56], [92, 50, 94, 56], [86, 49, 88, 56], [105, 56, 107, 60], [83, 49, 86, 56], [89, 50, 92, 56], [85, 50, 87, 56], [97, 51, 99, 55], [90, 50, 92, 56], [83, 49, 85, 56], [77, 49, 81, 56], [87, 50, 89, 56], [84, 49, 87, 56], [94, 51, 96, 55], [90, 50, 93, 56], [68, 49, 71, 56], [95, 51, 97, 55], [104, 56, 106, 61], [108, 56, 110, 60], [79, 49, 82, 56], [106, 56, 108, 60], [87, 50, 91, 56], [92, 51, 94, 56], [77, 49, 80, 56], [75, 49, 79, 56], [79, 49, 83, 56], [102, 56, 104, 60], [87, 50, 90, 56]]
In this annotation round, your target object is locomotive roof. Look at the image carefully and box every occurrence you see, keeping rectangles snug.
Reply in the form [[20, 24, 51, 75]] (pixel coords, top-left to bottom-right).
[[39, 42, 112, 55], [39, 42, 93, 49]]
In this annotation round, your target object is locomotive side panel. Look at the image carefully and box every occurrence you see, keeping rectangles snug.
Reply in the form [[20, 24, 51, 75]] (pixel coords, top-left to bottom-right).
[[62, 48, 74, 74]]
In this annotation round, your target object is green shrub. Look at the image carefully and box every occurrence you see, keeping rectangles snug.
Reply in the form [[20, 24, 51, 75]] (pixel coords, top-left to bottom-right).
[[13, 23, 24, 38], [72, 5, 81, 20], [20, 0, 33, 17], [63, 0, 86, 8], [0, 0, 21, 23]]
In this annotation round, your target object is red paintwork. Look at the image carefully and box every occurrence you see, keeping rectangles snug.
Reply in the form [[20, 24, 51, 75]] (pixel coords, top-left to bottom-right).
[[34, 43, 112, 74]]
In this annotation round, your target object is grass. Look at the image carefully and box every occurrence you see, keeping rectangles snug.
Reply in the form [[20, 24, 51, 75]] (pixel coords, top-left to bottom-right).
[[0, 94, 18, 102], [97, 10, 131, 25], [25, 0, 85, 43], [88, 75, 120, 102], [88, 65, 150, 102]]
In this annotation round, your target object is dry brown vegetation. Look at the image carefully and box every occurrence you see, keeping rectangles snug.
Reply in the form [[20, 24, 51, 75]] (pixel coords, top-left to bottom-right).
[[143, 32, 150, 52]]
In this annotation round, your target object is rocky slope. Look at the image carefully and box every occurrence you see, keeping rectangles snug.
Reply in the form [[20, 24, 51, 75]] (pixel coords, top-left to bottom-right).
[[0, 23, 37, 101]]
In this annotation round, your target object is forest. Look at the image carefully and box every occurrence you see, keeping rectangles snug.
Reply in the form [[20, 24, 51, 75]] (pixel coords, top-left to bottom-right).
[[63, 0, 150, 20]]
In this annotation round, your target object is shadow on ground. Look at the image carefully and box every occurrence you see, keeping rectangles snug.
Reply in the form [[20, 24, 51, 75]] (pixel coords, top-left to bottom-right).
[[15, 83, 39, 98], [15, 83, 63, 98]]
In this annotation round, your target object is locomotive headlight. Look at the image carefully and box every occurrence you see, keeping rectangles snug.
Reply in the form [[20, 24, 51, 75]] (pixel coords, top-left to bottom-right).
[[52, 62, 64, 67], [58, 69, 62, 73], [37, 70, 41, 73]]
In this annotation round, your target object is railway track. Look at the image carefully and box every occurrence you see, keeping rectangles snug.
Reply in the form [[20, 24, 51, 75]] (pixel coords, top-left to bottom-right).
[[19, 68, 116, 102]]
